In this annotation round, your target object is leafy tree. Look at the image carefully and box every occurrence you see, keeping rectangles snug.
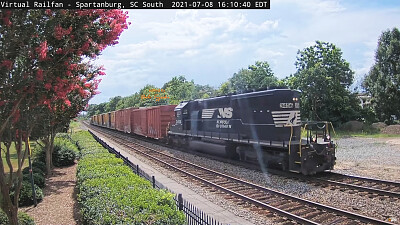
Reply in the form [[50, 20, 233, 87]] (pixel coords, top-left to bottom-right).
[[95, 102, 107, 115], [363, 28, 400, 124], [86, 104, 99, 117], [288, 41, 360, 124], [105, 96, 122, 112], [138, 84, 169, 107], [193, 84, 217, 99], [117, 93, 141, 109], [218, 61, 280, 95], [163, 76, 195, 104], [0, 9, 128, 225], [218, 81, 234, 95]]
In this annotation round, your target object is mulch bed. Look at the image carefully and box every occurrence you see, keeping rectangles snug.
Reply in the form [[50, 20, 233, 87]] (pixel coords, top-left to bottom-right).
[[20, 163, 81, 225]]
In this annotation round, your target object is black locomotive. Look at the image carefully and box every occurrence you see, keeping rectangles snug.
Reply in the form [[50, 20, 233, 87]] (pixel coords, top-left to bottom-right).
[[168, 89, 336, 175]]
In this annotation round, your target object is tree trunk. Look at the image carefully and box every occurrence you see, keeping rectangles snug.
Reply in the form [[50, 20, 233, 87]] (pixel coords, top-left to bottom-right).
[[0, 173, 19, 225], [43, 137, 51, 174], [46, 143, 51, 174], [1, 203, 18, 225], [0, 136, 27, 225], [44, 128, 56, 174]]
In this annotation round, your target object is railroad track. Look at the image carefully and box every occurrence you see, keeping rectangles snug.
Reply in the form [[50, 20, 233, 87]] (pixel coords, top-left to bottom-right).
[[84, 121, 400, 201], [86, 123, 394, 225], [313, 172, 400, 199]]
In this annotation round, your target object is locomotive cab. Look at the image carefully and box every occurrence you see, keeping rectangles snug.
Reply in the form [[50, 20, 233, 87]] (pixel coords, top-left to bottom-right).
[[291, 121, 336, 175]]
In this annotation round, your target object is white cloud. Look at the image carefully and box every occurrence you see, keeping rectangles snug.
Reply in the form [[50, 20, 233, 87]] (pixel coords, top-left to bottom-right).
[[90, 2, 400, 104]]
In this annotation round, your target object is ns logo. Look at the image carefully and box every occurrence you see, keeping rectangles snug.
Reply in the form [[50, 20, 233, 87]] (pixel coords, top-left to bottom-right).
[[217, 107, 233, 119]]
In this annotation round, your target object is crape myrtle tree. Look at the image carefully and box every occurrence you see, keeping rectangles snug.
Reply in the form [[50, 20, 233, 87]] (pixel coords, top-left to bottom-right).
[[0, 9, 128, 225], [287, 41, 360, 124], [363, 28, 400, 124]]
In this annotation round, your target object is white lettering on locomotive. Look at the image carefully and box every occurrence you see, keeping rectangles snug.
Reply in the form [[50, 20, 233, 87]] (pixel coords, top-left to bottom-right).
[[202, 107, 233, 119], [216, 120, 232, 128], [217, 107, 233, 118], [280, 103, 293, 108]]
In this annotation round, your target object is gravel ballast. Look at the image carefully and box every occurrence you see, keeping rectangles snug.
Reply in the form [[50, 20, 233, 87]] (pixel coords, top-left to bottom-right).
[[335, 137, 400, 181]]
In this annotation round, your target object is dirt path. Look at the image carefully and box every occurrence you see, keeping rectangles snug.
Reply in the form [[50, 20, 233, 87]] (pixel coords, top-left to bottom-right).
[[21, 163, 81, 225]]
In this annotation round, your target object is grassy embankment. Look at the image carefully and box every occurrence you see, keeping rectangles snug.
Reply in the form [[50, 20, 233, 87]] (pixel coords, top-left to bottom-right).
[[1, 141, 41, 173], [300, 125, 400, 139]]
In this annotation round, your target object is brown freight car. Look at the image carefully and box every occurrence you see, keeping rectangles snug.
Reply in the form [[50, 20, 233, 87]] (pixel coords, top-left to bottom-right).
[[122, 107, 138, 133], [146, 105, 176, 139], [103, 113, 110, 128], [110, 111, 116, 129], [115, 109, 124, 132], [131, 107, 148, 136]]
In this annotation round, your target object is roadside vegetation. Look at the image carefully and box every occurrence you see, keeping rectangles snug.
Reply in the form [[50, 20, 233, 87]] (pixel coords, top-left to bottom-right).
[[72, 130, 186, 225]]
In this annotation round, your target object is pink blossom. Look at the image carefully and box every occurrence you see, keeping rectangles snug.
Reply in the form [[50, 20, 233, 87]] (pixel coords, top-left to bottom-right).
[[96, 29, 103, 36], [36, 41, 48, 61], [36, 69, 44, 81], [44, 83, 52, 90], [1, 60, 13, 70]]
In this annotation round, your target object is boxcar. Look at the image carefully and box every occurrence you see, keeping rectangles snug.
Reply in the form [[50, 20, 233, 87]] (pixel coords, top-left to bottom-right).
[[146, 105, 176, 139], [121, 107, 137, 133], [132, 108, 148, 136], [115, 109, 124, 132], [110, 111, 116, 129], [103, 113, 110, 128]]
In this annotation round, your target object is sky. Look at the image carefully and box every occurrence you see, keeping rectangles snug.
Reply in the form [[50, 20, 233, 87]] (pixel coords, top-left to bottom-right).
[[91, 0, 400, 104]]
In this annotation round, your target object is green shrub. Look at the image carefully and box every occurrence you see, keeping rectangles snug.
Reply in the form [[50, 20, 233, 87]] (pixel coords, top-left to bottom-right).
[[23, 173, 45, 188], [17, 212, 35, 225], [53, 145, 76, 167], [56, 133, 71, 139], [72, 131, 185, 225], [31, 161, 46, 173], [52, 136, 79, 167], [22, 167, 45, 177], [33, 145, 46, 164], [10, 182, 43, 207], [0, 210, 35, 225]]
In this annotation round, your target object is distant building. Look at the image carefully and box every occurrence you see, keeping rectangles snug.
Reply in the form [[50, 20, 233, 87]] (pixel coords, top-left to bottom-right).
[[357, 93, 371, 109]]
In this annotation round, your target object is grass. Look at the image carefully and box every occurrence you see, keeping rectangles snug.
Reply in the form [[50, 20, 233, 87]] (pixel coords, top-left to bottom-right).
[[300, 125, 400, 139], [1, 142, 31, 173], [334, 131, 400, 138], [69, 120, 82, 133]]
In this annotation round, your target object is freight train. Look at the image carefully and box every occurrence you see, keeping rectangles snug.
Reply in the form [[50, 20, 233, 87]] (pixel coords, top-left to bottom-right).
[[90, 89, 336, 175]]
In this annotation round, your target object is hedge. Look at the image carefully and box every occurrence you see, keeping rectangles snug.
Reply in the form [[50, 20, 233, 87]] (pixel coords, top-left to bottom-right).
[[53, 136, 79, 166], [33, 135, 79, 168], [71, 131, 185, 225], [0, 210, 35, 225]]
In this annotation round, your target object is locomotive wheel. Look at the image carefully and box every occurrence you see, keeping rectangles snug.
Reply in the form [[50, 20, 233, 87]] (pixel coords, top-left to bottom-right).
[[225, 144, 239, 160]]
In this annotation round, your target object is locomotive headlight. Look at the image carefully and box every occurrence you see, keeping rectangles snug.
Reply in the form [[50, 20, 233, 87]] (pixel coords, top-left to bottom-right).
[[327, 135, 331, 140], [292, 97, 298, 101]]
